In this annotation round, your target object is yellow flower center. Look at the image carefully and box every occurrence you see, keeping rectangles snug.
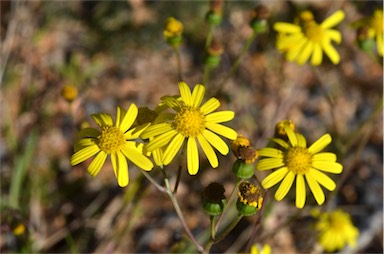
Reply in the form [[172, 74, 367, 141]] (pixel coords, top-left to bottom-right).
[[174, 106, 206, 137], [238, 181, 263, 208], [98, 126, 125, 154], [304, 21, 324, 43], [284, 147, 312, 175]]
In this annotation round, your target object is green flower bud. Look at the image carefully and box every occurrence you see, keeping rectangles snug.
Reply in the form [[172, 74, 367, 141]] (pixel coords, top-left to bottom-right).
[[236, 199, 258, 216], [206, 11, 222, 26], [232, 159, 255, 179], [204, 55, 221, 68], [236, 181, 263, 216], [201, 182, 226, 216]]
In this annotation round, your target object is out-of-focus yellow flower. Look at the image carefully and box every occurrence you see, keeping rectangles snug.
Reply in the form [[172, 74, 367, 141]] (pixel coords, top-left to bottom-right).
[[141, 82, 237, 175], [314, 209, 359, 252], [354, 9, 383, 56], [250, 243, 272, 254], [256, 125, 343, 209], [274, 10, 345, 66], [163, 17, 183, 47], [71, 105, 154, 187], [61, 84, 78, 102]]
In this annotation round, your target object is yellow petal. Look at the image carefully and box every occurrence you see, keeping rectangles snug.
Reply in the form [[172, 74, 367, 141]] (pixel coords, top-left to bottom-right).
[[91, 113, 113, 127], [262, 167, 288, 189], [197, 135, 218, 168], [74, 138, 97, 152], [296, 133, 307, 148], [187, 137, 199, 175], [275, 171, 295, 201], [256, 158, 284, 171], [308, 134, 331, 154], [191, 84, 205, 107], [296, 174, 306, 209], [320, 10, 345, 29], [309, 168, 336, 191], [119, 104, 138, 133], [200, 97, 220, 114], [325, 29, 342, 43], [202, 129, 229, 155], [321, 41, 340, 64], [258, 147, 284, 158], [274, 22, 302, 33], [111, 152, 129, 187], [178, 82, 192, 106], [285, 126, 298, 147], [286, 39, 306, 62], [205, 111, 235, 123], [297, 41, 314, 65], [205, 122, 237, 140], [87, 151, 107, 176], [141, 123, 174, 139], [311, 43, 323, 66], [270, 138, 290, 149], [312, 161, 343, 174], [121, 147, 154, 171], [162, 133, 184, 165], [312, 152, 337, 162], [305, 172, 325, 205], [145, 129, 178, 152], [71, 144, 100, 166]]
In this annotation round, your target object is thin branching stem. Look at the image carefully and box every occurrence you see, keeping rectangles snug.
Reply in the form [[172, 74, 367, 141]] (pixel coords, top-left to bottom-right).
[[159, 166, 205, 253]]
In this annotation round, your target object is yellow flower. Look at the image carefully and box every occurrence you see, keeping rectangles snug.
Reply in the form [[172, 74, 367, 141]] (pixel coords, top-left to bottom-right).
[[163, 17, 183, 38], [256, 126, 342, 209], [141, 82, 237, 175], [274, 10, 345, 65], [71, 104, 154, 187], [314, 209, 359, 252], [354, 9, 383, 56], [250, 243, 272, 254], [61, 84, 78, 102]]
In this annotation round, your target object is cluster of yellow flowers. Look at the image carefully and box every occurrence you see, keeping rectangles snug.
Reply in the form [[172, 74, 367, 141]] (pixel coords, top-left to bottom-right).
[[71, 82, 237, 187]]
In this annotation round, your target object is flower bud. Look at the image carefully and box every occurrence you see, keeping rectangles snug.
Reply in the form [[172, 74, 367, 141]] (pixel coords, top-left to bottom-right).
[[232, 159, 255, 179], [204, 39, 224, 68], [61, 84, 78, 102], [205, 0, 223, 25], [236, 181, 263, 216], [201, 182, 226, 216], [274, 120, 295, 140], [163, 17, 183, 47], [250, 5, 269, 33]]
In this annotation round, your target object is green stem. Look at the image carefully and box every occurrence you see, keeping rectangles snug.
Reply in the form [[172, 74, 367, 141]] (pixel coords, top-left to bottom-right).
[[205, 24, 214, 50], [140, 169, 167, 193], [173, 142, 186, 193], [214, 179, 241, 232], [159, 166, 204, 253], [203, 64, 211, 86], [210, 215, 217, 239], [214, 30, 258, 95], [204, 214, 244, 252], [174, 46, 183, 81]]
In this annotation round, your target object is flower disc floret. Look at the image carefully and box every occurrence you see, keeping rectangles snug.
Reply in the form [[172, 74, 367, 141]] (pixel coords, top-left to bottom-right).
[[174, 106, 206, 137], [98, 126, 126, 154], [284, 147, 312, 174]]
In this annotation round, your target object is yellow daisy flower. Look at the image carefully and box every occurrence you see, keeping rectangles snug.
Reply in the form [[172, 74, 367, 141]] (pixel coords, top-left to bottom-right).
[[141, 82, 237, 175], [274, 10, 345, 65], [314, 209, 359, 252], [256, 125, 342, 209], [250, 243, 272, 254], [71, 104, 154, 187]]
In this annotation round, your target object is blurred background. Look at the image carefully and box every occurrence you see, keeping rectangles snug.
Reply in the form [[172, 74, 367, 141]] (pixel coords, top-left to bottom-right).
[[0, 0, 382, 253]]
